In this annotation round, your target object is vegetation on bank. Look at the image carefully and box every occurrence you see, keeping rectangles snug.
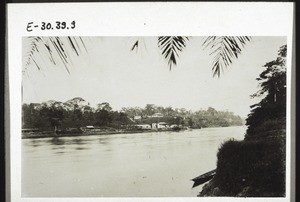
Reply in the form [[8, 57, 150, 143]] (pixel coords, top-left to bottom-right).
[[122, 105, 243, 128], [199, 45, 287, 197], [22, 101, 243, 131], [200, 137, 285, 197]]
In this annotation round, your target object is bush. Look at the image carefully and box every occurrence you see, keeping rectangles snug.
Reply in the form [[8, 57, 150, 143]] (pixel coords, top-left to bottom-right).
[[245, 117, 286, 140], [213, 138, 285, 197]]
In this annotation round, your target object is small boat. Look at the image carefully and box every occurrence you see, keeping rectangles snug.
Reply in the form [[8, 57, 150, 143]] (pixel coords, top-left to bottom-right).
[[191, 169, 216, 188]]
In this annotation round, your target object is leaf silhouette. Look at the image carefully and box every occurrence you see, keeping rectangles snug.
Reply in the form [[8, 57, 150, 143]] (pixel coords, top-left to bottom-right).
[[25, 36, 251, 78], [202, 36, 251, 77], [158, 36, 189, 70], [131, 40, 139, 51], [24, 36, 87, 74]]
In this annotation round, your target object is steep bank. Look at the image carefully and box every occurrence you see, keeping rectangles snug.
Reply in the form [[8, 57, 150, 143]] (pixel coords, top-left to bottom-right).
[[199, 131, 285, 197]]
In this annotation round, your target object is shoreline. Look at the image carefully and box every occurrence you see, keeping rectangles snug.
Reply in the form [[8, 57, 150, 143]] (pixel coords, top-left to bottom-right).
[[22, 129, 186, 139], [22, 125, 244, 139]]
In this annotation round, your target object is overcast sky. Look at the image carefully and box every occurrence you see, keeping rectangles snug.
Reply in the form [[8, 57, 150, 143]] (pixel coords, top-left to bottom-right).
[[22, 36, 286, 118]]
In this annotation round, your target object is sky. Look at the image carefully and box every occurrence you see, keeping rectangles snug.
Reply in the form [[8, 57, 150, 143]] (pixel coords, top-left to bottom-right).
[[22, 36, 286, 118]]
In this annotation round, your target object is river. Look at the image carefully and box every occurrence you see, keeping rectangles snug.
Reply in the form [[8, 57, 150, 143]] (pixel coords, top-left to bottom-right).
[[22, 126, 246, 197]]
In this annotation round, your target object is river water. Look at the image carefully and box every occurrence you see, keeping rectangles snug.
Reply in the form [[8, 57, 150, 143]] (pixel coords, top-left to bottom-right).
[[22, 126, 246, 197]]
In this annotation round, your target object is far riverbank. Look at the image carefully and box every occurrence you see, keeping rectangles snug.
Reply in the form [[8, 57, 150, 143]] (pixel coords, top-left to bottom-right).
[[22, 127, 191, 139]]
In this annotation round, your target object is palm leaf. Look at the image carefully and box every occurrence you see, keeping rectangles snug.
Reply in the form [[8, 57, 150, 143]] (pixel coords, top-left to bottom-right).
[[131, 40, 139, 51], [24, 36, 87, 74], [202, 36, 251, 77], [158, 36, 189, 70]]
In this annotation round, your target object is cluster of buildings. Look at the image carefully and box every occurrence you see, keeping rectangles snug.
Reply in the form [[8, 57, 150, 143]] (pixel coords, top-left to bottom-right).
[[131, 113, 182, 130], [134, 122, 180, 130], [66, 113, 182, 134]]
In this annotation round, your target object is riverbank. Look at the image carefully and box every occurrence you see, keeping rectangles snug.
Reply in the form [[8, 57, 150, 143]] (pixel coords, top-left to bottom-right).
[[198, 130, 286, 197], [21, 128, 189, 139]]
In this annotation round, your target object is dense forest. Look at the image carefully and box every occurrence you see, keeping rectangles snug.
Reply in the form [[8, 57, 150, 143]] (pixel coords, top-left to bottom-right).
[[22, 99, 243, 131], [22, 99, 132, 130], [200, 45, 287, 197]]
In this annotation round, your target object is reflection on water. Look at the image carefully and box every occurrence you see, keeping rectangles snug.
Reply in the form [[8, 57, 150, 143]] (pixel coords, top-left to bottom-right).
[[22, 126, 246, 197], [46, 137, 95, 146], [75, 147, 89, 150], [46, 137, 91, 151], [48, 137, 65, 145], [54, 151, 65, 154], [72, 139, 85, 145], [51, 146, 65, 150]]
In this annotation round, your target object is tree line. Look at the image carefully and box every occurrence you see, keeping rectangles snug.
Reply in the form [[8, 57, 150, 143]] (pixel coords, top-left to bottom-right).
[[122, 105, 243, 128], [22, 101, 243, 130], [22, 101, 132, 131]]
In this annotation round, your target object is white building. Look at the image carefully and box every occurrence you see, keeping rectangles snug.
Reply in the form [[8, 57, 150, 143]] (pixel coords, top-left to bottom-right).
[[151, 122, 169, 129], [133, 115, 142, 120], [135, 124, 151, 129], [157, 122, 168, 128], [150, 113, 163, 118]]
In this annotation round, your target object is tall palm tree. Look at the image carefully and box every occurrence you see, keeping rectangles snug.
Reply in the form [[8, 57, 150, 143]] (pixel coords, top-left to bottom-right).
[[23, 36, 251, 77]]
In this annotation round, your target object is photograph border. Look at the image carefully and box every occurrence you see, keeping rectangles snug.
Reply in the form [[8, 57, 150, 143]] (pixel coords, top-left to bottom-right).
[[6, 2, 295, 202]]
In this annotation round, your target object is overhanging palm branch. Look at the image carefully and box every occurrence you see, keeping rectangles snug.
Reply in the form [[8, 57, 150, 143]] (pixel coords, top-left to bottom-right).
[[24, 36, 87, 74], [24, 36, 251, 77], [157, 36, 189, 70], [202, 36, 251, 77]]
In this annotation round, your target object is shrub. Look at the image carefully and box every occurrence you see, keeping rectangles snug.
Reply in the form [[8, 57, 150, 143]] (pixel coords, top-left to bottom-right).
[[213, 138, 285, 196]]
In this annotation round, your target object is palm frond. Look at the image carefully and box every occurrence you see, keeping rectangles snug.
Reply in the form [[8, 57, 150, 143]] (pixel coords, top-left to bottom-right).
[[24, 36, 87, 74], [131, 40, 139, 51], [158, 36, 189, 70], [203, 36, 251, 77]]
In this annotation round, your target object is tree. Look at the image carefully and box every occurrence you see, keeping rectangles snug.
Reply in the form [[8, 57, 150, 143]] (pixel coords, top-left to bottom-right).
[[97, 102, 112, 112], [251, 45, 286, 105], [38, 105, 64, 130], [245, 45, 286, 140], [121, 107, 143, 118], [207, 107, 217, 116], [144, 104, 156, 116], [82, 105, 94, 126], [22, 103, 40, 128]]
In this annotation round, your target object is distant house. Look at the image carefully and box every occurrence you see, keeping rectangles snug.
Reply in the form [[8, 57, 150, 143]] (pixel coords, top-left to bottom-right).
[[135, 124, 151, 129], [80, 126, 115, 133], [151, 122, 169, 129], [133, 115, 142, 120], [80, 126, 95, 132], [151, 123, 157, 128], [150, 113, 163, 118], [157, 122, 168, 129]]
